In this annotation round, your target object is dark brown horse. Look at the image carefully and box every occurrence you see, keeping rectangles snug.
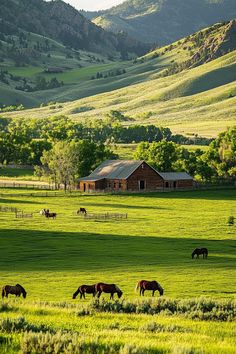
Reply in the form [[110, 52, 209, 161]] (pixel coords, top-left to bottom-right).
[[2, 284, 27, 299], [77, 208, 87, 215], [95, 283, 123, 300], [45, 211, 57, 219], [136, 280, 164, 296], [192, 248, 208, 259], [73, 285, 96, 299]]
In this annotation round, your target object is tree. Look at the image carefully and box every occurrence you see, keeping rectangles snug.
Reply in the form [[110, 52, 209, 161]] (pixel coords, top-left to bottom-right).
[[37, 140, 116, 191], [205, 126, 236, 178]]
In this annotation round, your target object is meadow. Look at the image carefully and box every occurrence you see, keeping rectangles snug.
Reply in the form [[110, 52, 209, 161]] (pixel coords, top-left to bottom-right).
[[0, 188, 235, 352]]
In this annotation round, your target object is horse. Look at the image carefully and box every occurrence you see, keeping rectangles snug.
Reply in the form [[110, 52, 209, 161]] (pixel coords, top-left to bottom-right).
[[77, 208, 87, 215], [95, 283, 123, 300], [136, 280, 164, 297], [39, 209, 47, 216], [2, 284, 27, 299], [72, 284, 96, 299], [192, 248, 208, 259], [45, 211, 57, 219]]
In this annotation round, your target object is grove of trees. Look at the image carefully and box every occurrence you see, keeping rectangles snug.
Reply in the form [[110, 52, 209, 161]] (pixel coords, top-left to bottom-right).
[[0, 114, 236, 185]]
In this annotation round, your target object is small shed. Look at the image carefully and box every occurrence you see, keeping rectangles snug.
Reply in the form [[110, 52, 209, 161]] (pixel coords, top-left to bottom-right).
[[78, 160, 194, 192]]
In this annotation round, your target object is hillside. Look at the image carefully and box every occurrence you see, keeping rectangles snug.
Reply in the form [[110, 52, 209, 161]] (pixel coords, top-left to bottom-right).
[[86, 0, 236, 45], [0, 0, 148, 56], [1, 19, 236, 111], [3, 20, 236, 137]]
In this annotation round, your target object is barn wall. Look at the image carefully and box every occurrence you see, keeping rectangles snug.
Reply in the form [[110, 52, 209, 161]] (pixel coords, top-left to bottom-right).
[[177, 179, 193, 188], [127, 162, 163, 191]]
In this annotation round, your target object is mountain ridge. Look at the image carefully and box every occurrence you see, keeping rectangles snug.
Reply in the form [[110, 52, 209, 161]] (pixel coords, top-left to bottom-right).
[[0, 0, 148, 56], [84, 0, 236, 45]]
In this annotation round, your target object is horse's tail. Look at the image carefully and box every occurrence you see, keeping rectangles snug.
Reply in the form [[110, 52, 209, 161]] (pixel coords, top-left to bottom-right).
[[135, 282, 140, 292]]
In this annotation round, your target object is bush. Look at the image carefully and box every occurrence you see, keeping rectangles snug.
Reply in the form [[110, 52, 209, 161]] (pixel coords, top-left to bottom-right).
[[21, 331, 122, 354], [0, 317, 53, 333], [228, 216, 235, 225], [89, 298, 236, 321]]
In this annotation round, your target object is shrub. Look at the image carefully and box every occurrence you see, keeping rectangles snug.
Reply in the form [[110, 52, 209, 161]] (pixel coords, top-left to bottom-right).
[[89, 298, 236, 321], [21, 331, 122, 354], [0, 317, 53, 333], [228, 216, 235, 225]]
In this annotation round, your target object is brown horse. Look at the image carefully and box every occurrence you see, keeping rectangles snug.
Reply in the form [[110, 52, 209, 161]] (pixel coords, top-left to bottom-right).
[[95, 283, 123, 300], [2, 284, 27, 299], [192, 248, 208, 259], [136, 280, 164, 296], [73, 285, 96, 299], [45, 211, 57, 219], [77, 208, 87, 215]]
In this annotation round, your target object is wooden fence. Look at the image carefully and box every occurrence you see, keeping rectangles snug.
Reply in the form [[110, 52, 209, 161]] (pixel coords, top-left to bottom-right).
[[0, 182, 53, 190], [82, 212, 128, 220], [0, 206, 18, 213], [15, 211, 33, 218]]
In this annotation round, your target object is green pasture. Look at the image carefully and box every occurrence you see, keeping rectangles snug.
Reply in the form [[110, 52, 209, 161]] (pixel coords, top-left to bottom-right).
[[0, 188, 235, 300], [0, 188, 235, 352]]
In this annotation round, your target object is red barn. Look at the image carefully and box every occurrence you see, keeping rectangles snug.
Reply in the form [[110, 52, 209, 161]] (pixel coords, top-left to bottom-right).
[[78, 160, 193, 192]]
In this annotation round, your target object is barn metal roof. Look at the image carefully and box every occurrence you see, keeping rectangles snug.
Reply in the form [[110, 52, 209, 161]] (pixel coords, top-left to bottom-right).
[[78, 160, 144, 181], [78, 160, 193, 182], [157, 172, 192, 181]]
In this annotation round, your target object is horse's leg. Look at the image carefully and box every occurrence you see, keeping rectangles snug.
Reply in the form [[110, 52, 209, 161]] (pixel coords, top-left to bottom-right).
[[142, 289, 145, 296], [139, 287, 142, 296], [97, 291, 101, 298], [83, 292, 86, 299], [152, 290, 155, 297]]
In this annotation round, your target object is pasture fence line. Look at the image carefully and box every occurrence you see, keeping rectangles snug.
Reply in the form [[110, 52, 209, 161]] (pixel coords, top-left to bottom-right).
[[0, 205, 18, 213], [81, 212, 128, 220], [0, 182, 54, 190], [15, 211, 33, 219]]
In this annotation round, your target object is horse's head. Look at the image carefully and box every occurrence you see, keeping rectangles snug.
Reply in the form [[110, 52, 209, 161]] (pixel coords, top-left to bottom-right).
[[159, 288, 164, 296], [191, 250, 195, 259], [23, 291, 27, 299], [117, 290, 123, 298]]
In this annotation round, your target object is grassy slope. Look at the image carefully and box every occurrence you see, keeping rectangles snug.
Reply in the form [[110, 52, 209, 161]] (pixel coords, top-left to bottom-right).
[[0, 189, 235, 352], [5, 49, 236, 137]]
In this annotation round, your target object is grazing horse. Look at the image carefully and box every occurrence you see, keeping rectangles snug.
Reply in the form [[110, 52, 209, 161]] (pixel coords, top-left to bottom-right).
[[2, 284, 27, 299], [77, 208, 87, 215], [45, 211, 57, 219], [39, 209, 47, 216], [73, 285, 96, 299], [95, 283, 123, 300], [192, 248, 208, 259], [136, 280, 164, 297]]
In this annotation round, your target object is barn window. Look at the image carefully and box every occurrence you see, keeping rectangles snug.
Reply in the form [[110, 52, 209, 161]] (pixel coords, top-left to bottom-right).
[[119, 182, 122, 189]]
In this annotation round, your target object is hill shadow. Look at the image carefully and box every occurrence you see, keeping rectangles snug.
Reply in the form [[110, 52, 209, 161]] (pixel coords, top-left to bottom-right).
[[0, 229, 235, 272]]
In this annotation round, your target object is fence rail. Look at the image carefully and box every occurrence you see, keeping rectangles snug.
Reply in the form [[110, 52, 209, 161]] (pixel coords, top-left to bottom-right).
[[0, 206, 18, 213], [0, 182, 53, 190], [83, 212, 128, 220], [15, 211, 33, 218]]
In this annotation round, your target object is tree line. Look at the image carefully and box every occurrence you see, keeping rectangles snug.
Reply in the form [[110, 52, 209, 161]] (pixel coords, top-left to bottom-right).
[[0, 115, 235, 187]]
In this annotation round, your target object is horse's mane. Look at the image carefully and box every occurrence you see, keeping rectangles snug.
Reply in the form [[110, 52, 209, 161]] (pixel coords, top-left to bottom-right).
[[156, 282, 163, 292], [115, 284, 121, 293], [16, 284, 26, 293]]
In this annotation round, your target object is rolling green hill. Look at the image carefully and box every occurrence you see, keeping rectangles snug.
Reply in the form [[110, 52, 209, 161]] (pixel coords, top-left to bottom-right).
[[87, 0, 236, 45], [3, 20, 236, 138]]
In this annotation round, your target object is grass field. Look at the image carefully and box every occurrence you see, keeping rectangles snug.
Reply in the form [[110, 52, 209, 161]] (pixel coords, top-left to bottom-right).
[[0, 188, 235, 352]]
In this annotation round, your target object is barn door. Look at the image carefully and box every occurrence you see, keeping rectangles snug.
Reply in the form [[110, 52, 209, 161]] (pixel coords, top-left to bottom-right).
[[139, 180, 145, 190]]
